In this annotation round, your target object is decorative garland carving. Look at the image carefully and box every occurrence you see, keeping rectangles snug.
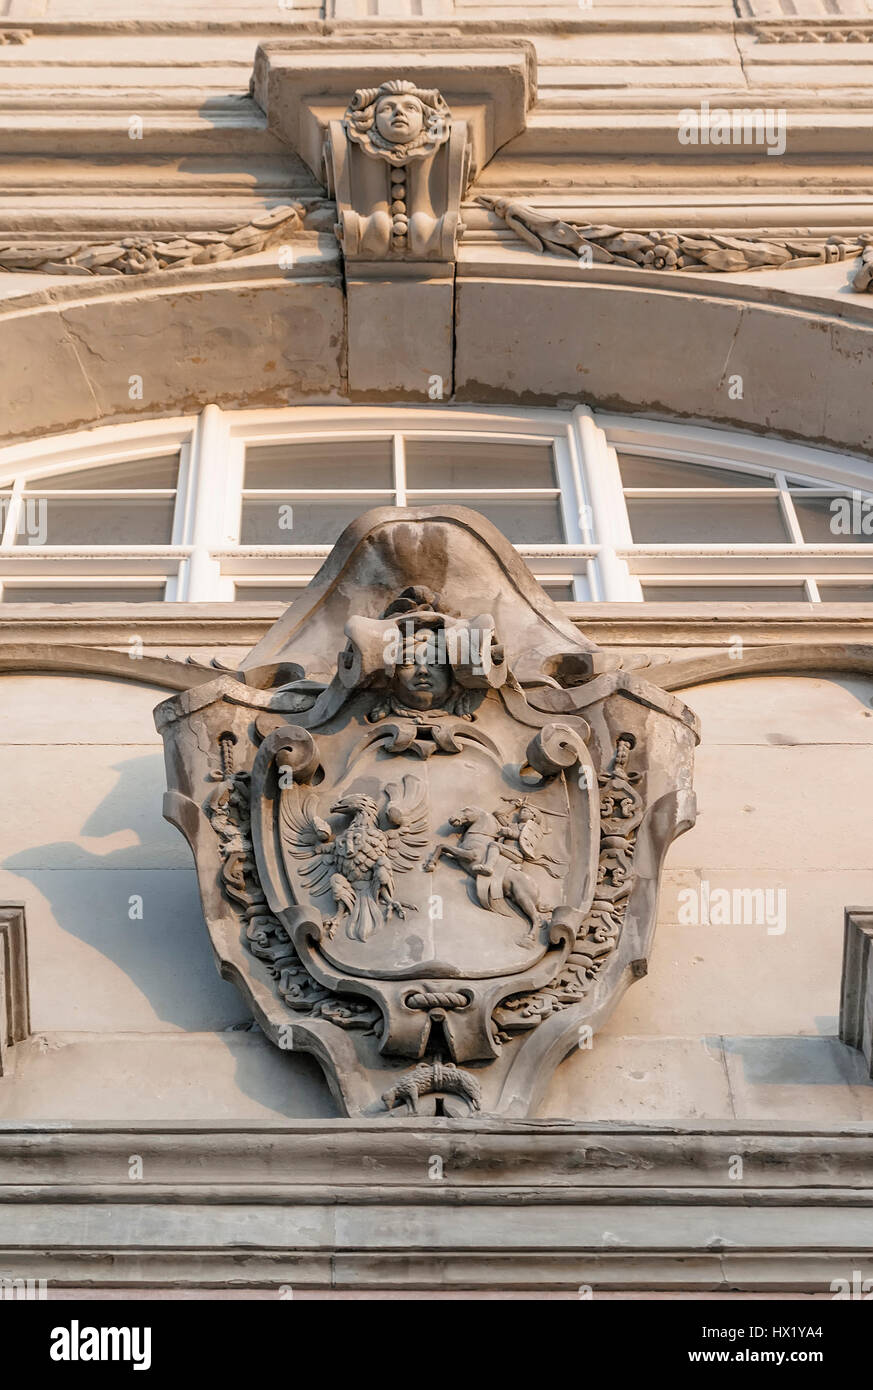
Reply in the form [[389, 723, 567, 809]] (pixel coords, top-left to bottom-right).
[[0, 203, 333, 278], [480, 196, 873, 293]]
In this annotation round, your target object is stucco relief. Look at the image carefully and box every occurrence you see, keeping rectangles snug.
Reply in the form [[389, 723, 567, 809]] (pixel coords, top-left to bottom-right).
[[156, 506, 699, 1116]]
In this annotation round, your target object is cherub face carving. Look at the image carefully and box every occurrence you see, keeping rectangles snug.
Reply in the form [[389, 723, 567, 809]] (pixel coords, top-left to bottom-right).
[[344, 79, 451, 165], [392, 631, 453, 711], [374, 94, 425, 146]]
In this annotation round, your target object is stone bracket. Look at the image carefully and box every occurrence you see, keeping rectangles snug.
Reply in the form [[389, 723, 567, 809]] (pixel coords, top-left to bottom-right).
[[251, 35, 535, 188]]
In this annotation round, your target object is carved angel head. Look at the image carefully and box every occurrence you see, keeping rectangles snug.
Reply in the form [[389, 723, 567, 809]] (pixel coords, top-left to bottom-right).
[[344, 80, 451, 165]]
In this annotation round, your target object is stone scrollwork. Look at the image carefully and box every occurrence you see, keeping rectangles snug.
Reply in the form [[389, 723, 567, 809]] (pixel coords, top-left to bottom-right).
[[157, 505, 698, 1116], [481, 195, 873, 293]]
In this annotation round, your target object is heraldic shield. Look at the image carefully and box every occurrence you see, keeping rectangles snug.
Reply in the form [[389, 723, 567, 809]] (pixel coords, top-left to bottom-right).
[[156, 506, 699, 1116]]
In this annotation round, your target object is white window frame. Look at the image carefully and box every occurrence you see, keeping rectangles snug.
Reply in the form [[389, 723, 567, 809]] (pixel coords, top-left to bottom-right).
[[593, 412, 873, 602], [0, 403, 871, 605], [0, 417, 197, 603], [204, 404, 598, 602]]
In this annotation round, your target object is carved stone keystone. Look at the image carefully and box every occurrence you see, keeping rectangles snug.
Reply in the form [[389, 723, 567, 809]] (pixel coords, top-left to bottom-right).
[[251, 38, 534, 397], [156, 506, 699, 1117]]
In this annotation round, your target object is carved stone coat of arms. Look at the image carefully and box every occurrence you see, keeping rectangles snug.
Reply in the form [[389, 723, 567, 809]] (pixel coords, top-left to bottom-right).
[[156, 506, 698, 1116]]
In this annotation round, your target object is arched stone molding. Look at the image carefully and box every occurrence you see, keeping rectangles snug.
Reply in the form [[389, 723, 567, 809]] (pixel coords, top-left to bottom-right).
[[2, 250, 872, 451], [0, 644, 220, 691], [650, 643, 873, 692]]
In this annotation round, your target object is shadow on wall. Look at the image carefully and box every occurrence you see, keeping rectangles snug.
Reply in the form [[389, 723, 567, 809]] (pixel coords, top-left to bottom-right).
[[714, 1034, 870, 1089], [2, 748, 337, 1119]]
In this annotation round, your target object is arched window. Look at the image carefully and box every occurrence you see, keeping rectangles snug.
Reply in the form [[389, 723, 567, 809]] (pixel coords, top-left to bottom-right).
[[1, 406, 870, 604]]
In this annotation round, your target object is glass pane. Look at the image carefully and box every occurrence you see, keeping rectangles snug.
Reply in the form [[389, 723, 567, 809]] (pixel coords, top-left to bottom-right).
[[240, 497, 395, 544], [641, 584, 807, 602], [410, 496, 565, 543], [245, 440, 393, 490], [816, 584, 873, 602], [234, 584, 307, 602], [15, 497, 176, 545], [33, 454, 179, 490], [626, 497, 788, 544], [792, 495, 873, 545], [618, 453, 772, 489], [2, 584, 167, 603], [405, 439, 556, 489], [539, 581, 575, 602]]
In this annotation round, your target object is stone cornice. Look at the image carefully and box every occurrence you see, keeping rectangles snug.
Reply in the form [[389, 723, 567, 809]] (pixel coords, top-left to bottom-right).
[[0, 1121, 871, 1289], [0, 607, 871, 687], [3, 18, 873, 239], [2, 1120, 872, 1195]]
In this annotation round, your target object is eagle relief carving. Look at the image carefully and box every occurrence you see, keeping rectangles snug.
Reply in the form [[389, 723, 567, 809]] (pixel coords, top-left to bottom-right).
[[156, 506, 698, 1117], [285, 776, 429, 942]]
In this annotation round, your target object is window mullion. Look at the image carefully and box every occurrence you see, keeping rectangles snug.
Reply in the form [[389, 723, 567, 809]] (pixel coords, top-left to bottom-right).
[[394, 433, 407, 507], [573, 408, 642, 600], [2, 477, 24, 548], [557, 425, 593, 601], [184, 405, 230, 601], [776, 471, 805, 545]]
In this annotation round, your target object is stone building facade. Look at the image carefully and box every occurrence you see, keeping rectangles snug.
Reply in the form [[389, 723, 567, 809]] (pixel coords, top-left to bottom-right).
[[1, 0, 873, 1297]]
